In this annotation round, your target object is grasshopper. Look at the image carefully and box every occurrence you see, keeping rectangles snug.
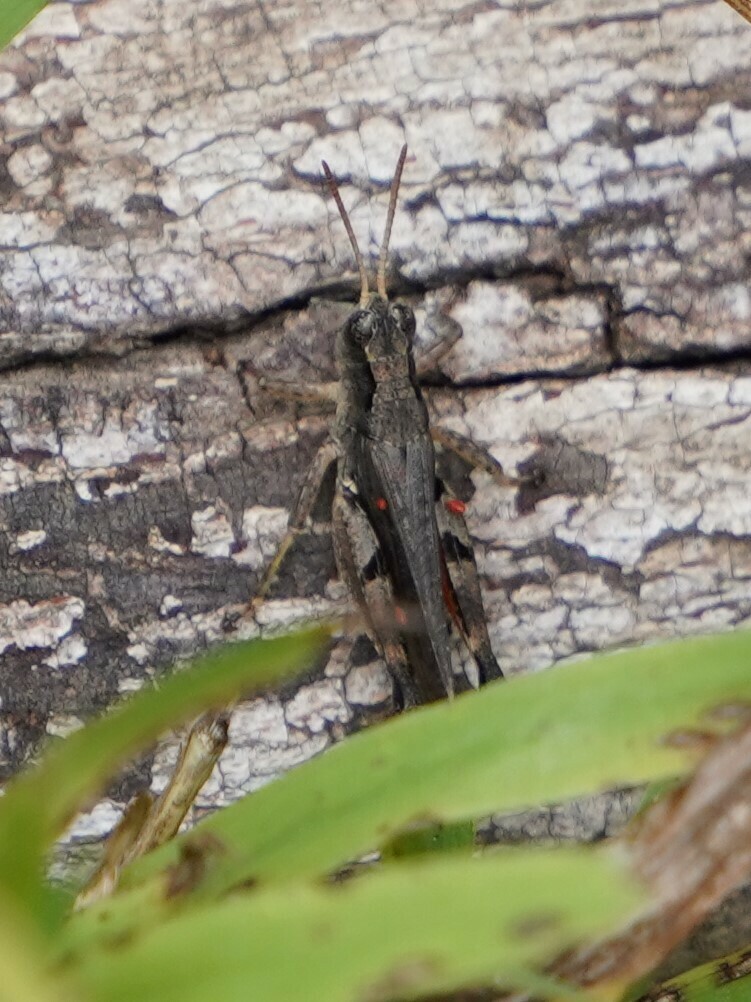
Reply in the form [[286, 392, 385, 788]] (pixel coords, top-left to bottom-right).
[[316, 144, 507, 704], [78, 146, 526, 904], [247, 145, 522, 705]]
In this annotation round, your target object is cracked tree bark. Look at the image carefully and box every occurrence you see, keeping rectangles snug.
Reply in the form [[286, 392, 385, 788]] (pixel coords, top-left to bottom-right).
[[2, 0, 751, 979]]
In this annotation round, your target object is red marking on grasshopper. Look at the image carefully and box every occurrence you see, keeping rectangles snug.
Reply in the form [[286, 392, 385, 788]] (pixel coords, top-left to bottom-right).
[[439, 552, 463, 630], [394, 605, 408, 627], [444, 498, 466, 516], [376, 497, 388, 511]]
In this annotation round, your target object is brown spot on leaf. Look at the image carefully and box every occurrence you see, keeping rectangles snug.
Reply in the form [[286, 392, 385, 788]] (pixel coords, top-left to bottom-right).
[[164, 832, 226, 899], [226, 874, 260, 897], [511, 912, 561, 939], [661, 728, 719, 753], [309, 920, 334, 943], [638, 988, 683, 1001], [106, 928, 136, 950], [361, 955, 442, 1001], [716, 948, 751, 985], [704, 701, 751, 724]]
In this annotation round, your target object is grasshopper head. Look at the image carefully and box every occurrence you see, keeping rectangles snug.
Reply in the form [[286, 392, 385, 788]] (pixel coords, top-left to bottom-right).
[[344, 296, 415, 367]]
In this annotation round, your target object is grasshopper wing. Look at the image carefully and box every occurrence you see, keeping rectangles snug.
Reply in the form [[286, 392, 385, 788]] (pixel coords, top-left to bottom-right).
[[360, 436, 456, 701], [332, 485, 422, 707]]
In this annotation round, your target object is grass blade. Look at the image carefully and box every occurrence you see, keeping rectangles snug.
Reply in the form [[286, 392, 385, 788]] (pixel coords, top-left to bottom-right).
[[119, 629, 751, 898], [71, 850, 641, 1002], [0, 0, 49, 51]]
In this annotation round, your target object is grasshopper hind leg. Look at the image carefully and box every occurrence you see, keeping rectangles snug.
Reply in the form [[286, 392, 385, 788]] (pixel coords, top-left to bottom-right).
[[436, 478, 504, 685], [248, 440, 339, 612]]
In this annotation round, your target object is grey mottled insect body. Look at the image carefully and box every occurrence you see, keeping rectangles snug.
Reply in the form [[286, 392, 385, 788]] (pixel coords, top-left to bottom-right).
[[322, 148, 505, 707], [333, 294, 455, 703]]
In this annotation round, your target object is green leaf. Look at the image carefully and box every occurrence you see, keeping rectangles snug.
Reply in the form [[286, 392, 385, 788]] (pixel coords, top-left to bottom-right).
[[629, 944, 751, 1001], [120, 628, 751, 899], [382, 819, 475, 859], [0, 0, 48, 51], [0, 626, 328, 918], [11, 626, 327, 837], [0, 888, 82, 1002], [70, 850, 641, 1002]]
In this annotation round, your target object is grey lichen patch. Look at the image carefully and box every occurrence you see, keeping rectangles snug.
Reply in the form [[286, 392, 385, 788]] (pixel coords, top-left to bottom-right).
[[61, 800, 124, 845], [59, 399, 166, 472], [0, 596, 84, 655], [43, 633, 88, 669], [45, 712, 84, 738], [480, 788, 642, 845], [285, 679, 352, 734], [251, 596, 342, 633], [420, 281, 611, 381], [234, 506, 290, 571], [345, 661, 393, 706], [190, 502, 235, 558], [9, 527, 47, 552], [231, 698, 289, 747]]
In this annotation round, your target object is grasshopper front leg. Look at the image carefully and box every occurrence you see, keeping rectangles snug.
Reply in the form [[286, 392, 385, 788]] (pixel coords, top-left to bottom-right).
[[248, 440, 338, 611], [431, 425, 532, 490], [251, 377, 338, 408]]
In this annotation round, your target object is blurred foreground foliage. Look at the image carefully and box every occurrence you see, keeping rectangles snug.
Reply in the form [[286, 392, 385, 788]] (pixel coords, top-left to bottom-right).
[[1, 626, 751, 1000]]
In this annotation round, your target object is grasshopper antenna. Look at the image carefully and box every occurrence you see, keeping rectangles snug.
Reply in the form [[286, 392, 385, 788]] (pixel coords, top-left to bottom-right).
[[322, 160, 370, 304], [376, 143, 408, 300]]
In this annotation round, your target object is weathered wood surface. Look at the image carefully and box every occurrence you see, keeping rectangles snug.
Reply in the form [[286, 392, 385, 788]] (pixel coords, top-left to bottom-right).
[[1, 0, 751, 931]]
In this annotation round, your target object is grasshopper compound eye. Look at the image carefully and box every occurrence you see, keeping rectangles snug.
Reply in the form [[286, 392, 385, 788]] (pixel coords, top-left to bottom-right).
[[391, 302, 416, 339], [350, 309, 376, 347]]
